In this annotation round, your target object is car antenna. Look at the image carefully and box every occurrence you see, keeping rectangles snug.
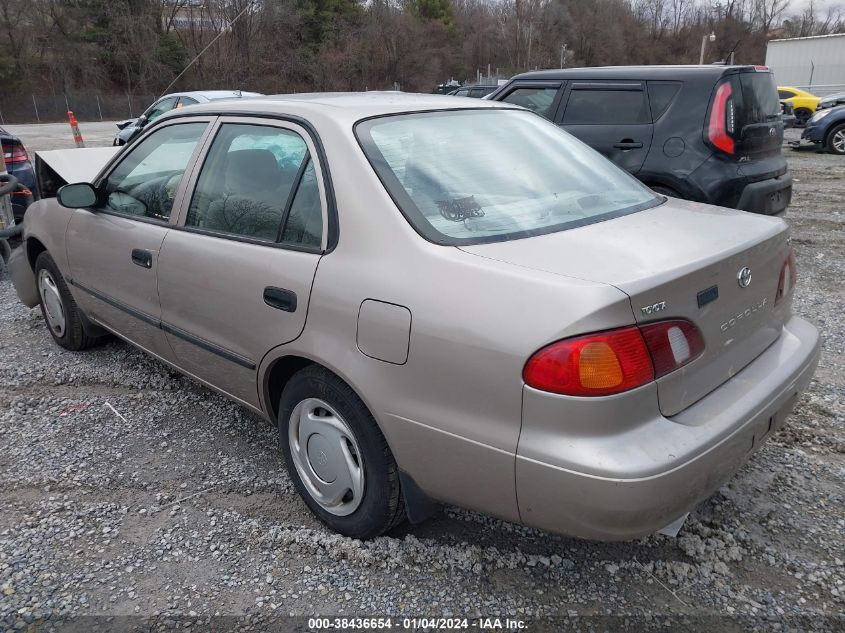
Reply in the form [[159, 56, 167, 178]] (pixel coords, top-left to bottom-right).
[[157, 1, 255, 99]]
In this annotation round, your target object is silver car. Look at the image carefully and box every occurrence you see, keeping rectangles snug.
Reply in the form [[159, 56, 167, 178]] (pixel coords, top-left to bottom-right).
[[114, 90, 263, 146], [9, 93, 820, 540]]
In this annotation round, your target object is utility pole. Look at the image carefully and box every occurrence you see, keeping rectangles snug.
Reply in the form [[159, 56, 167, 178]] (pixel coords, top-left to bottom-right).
[[699, 32, 715, 64]]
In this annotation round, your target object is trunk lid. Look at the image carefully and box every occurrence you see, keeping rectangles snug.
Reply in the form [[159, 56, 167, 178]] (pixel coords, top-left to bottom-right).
[[461, 199, 792, 416]]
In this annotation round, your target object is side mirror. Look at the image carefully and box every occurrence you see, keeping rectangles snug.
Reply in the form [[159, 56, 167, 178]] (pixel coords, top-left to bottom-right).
[[57, 182, 97, 209]]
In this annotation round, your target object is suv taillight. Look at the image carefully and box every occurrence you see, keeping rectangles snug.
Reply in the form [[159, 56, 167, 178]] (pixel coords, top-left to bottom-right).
[[523, 319, 705, 397], [2, 143, 28, 164], [708, 81, 735, 155], [775, 249, 797, 304]]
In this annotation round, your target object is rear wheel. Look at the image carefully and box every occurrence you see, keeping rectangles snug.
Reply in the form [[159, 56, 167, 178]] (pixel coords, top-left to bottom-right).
[[826, 123, 845, 155], [794, 108, 812, 126], [278, 365, 406, 539], [34, 251, 104, 351]]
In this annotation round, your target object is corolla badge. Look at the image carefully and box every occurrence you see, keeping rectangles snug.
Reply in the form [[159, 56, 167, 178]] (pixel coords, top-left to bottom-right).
[[737, 266, 752, 288]]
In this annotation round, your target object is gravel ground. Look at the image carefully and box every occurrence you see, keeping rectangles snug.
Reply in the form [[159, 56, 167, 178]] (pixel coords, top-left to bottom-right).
[[0, 131, 843, 632]]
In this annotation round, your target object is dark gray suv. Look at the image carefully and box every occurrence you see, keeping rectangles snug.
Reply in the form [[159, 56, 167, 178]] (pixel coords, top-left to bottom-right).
[[489, 65, 792, 216]]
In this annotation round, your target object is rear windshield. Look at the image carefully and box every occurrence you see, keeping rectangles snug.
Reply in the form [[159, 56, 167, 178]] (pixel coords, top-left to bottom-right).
[[737, 72, 780, 123], [355, 109, 660, 245]]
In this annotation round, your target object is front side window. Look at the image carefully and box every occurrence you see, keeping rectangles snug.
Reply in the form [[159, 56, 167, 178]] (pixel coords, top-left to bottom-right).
[[777, 89, 793, 99], [186, 123, 321, 245], [356, 109, 660, 245], [563, 88, 650, 125], [500, 86, 559, 118], [101, 122, 207, 221]]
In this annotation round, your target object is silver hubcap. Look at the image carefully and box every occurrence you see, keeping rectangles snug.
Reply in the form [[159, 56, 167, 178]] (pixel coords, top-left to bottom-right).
[[833, 130, 845, 153], [38, 269, 66, 337], [288, 398, 364, 516]]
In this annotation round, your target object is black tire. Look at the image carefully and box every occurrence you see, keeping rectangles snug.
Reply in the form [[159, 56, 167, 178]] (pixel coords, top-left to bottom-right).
[[34, 251, 104, 351], [794, 108, 812, 127], [825, 123, 845, 155], [278, 365, 406, 539], [651, 185, 680, 198]]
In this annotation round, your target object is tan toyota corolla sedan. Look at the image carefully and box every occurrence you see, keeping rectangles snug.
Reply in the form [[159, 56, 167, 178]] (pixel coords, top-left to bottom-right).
[[9, 94, 820, 540]]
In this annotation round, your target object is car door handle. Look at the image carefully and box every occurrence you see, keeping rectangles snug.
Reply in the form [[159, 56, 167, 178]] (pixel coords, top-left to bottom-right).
[[131, 249, 153, 269], [263, 287, 297, 313], [613, 140, 644, 150]]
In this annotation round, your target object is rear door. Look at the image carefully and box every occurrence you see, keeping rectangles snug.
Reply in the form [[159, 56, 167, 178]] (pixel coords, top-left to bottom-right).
[[555, 81, 653, 174], [157, 117, 329, 408]]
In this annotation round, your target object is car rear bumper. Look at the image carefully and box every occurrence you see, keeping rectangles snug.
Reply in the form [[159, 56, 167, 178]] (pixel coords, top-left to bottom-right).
[[735, 173, 792, 216], [516, 315, 820, 540]]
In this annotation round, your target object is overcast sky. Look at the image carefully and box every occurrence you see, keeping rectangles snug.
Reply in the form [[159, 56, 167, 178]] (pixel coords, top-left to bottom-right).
[[786, 0, 844, 14]]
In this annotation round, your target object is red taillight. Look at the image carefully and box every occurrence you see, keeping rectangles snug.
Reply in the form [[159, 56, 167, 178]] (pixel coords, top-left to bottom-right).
[[775, 249, 797, 304], [2, 143, 28, 164], [639, 319, 705, 378], [523, 319, 706, 397], [708, 81, 735, 155]]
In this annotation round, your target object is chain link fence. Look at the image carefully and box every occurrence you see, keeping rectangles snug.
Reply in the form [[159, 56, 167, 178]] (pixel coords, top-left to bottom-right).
[[0, 92, 158, 125]]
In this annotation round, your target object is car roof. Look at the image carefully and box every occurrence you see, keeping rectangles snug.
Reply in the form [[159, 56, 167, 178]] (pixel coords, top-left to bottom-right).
[[159, 91, 514, 125], [164, 90, 264, 101], [509, 65, 762, 81]]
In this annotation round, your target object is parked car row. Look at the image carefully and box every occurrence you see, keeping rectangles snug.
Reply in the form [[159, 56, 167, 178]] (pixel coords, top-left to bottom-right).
[[8, 87, 820, 541]]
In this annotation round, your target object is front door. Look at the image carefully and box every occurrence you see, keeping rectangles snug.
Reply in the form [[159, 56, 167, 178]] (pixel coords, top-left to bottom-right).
[[65, 119, 212, 360], [158, 118, 328, 407], [555, 81, 654, 174]]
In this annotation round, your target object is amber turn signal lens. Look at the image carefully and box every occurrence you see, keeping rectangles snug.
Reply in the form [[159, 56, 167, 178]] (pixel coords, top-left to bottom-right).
[[578, 341, 624, 389]]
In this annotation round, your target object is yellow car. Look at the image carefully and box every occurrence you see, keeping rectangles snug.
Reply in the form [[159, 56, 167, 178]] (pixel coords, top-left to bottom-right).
[[778, 86, 821, 125]]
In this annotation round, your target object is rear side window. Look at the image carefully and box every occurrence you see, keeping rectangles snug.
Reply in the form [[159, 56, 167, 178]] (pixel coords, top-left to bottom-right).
[[777, 89, 794, 99], [500, 87, 559, 118], [647, 82, 682, 120], [563, 88, 649, 125], [186, 123, 318, 244]]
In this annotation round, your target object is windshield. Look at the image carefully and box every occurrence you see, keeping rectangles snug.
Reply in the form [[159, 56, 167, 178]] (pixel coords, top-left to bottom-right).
[[355, 109, 660, 245]]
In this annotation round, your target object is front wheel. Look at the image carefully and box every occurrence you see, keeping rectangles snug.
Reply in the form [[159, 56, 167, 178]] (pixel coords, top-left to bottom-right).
[[34, 251, 105, 351], [826, 123, 845, 155], [278, 365, 406, 539]]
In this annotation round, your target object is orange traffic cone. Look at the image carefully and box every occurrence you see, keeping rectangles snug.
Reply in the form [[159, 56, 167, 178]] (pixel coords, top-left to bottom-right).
[[68, 111, 85, 148]]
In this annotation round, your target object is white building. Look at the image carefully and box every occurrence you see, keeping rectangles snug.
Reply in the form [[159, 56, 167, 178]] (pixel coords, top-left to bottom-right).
[[765, 33, 845, 95]]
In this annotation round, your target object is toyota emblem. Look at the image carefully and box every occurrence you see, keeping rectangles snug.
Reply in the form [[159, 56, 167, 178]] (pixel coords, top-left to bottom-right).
[[737, 266, 752, 288]]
